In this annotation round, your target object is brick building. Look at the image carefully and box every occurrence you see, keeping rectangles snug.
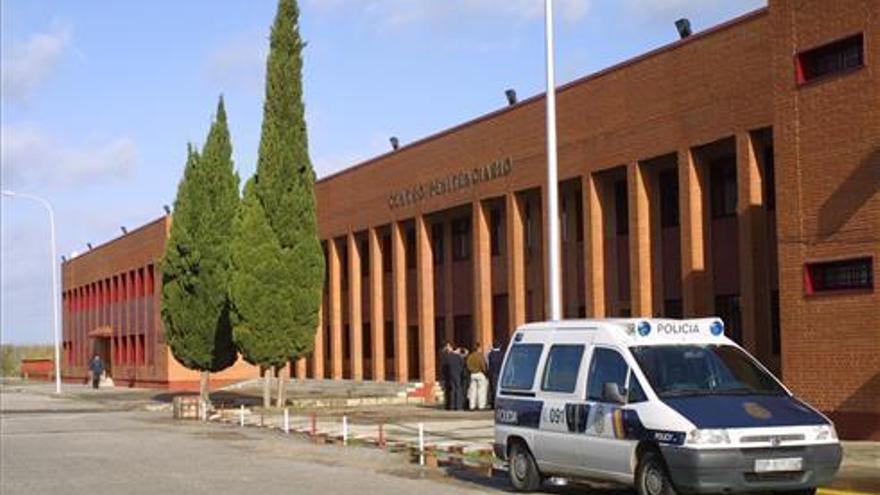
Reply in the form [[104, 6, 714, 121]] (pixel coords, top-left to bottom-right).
[[61, 217, 259, 389], [62, 1, 878, 437]]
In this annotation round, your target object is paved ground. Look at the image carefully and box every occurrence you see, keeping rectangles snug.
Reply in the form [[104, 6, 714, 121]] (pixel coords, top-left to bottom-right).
[[2, 381, 877, 494], [0, 384, 623, 495]]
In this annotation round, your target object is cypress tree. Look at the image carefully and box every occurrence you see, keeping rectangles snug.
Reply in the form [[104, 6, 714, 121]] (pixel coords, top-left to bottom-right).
[[232, 0, 324, 408], [162, 97, 240, 404]]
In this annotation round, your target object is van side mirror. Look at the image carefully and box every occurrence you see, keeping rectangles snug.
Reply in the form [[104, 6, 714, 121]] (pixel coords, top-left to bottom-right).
[[602, 382, 627, 404]]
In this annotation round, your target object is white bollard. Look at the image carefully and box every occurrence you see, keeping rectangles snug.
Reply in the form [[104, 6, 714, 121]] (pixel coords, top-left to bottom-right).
[[342, 416, 349, 446], [283, 408, 290, 434], [240, 404, 245, 427], [418, 422, 425, 466]]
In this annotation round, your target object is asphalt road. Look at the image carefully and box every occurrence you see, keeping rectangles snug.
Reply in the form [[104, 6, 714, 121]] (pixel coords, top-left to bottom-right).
[[0, 386, 621, 495]]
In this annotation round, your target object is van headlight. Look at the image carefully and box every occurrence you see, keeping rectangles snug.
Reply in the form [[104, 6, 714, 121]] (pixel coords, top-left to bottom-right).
[[687, 429, 731, 445], [814, 424, 838, 441]]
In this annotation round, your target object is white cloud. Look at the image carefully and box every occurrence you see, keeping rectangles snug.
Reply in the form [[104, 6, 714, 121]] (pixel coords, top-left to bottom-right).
[[307, 0, 591, 27], [1, 24, 71, 104], [205, 32, 267, 91], [1, 124, 138, 189]]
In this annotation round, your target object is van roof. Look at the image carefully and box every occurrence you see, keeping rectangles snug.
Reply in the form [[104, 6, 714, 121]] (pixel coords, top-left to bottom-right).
[[515, 318, 732, 347]]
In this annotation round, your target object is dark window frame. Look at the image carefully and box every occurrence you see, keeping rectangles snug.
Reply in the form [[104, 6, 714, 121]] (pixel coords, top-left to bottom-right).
[[614, 179, 629, 235], [805, 257, 874, 295], [540, 344, 585, 394], [659, 168, 680, 228], [795, 32, 865, 86], [451, 217, 471, 262], [710, 155, 737, 219], [586, 346, 629, 402]]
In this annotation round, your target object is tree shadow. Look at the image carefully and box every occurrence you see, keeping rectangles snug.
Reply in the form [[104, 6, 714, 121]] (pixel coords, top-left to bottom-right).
[[817, 148, 880, 240]]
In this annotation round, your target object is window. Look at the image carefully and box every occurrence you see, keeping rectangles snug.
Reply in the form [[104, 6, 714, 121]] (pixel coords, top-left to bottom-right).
[[384, 322, 395, 358], [541, 345, 584, 393], [490, 208, 502, 256], [659, 169, 679, 228], [710, 155, 737, 218], [525, 201, 535, 250], [432, 223, 444, 265], [771, 290, 780, 355], [715, 295, 742, 344], [614, 180, 628, 235], [561, 197, 569, 243], [796, 33, 864, 85], [500, 343, 543, 391], [405, 228, 415, 269], [360, 239, 369, 277], [627, 370, 648, 403], [587, 348, 629, 402], [631, 344, 786, 398], [451, 217, 471, 261], [664, 299, 683, 319], [805, 257, 873, 294], [382, 234, 392, 273], [763, 145, 775, 211]]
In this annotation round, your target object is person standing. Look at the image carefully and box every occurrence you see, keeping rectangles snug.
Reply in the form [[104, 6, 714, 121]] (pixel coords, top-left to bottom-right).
[[466, 343, 489, 410], [447, 345, 465, 411], [487, 341, 504, 409], [439, 343, 453, 410], [89, 354, 104, 389]]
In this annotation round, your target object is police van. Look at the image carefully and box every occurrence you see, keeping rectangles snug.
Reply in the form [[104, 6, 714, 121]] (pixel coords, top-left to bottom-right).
[[494, 318, 842, 495]]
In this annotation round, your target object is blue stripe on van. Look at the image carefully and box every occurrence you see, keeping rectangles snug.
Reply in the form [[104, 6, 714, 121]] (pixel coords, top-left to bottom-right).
[[495, 397, 544, 428], [621, 409, 686, 445], [663, 395, 828, 429]]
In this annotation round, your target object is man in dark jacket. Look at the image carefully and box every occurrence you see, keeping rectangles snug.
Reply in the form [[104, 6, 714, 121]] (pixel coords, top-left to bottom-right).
[[89, 354, 104, 389], [439, 343, 453, 410], [487, 341, 504, 409], [446, 346, 465, 410]]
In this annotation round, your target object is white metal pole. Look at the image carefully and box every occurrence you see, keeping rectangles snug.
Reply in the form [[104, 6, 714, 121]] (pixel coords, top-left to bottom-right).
[[240, 404, 245, 427], [418, 422, 425, 466], [1, 191, 62, 394], [544, 0, 562, 321], [342, 416, 348, 446], [284, 408, 290, 434]]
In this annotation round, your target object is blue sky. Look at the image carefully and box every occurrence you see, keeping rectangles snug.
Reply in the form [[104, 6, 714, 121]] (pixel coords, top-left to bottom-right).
[[0, 0, 765, 344]]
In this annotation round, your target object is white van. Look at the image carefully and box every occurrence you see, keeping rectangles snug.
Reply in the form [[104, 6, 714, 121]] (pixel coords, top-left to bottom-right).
[[493, 318, 842, 495]]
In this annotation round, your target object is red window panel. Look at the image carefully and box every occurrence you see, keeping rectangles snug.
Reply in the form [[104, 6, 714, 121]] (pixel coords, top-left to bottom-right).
[[137, 335, 145, 365], [146, 265, 155, 294]]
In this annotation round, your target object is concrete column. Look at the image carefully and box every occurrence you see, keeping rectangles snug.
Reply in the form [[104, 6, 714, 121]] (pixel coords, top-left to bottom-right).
[[582, 174, 607, 317], [295, 357, 307, 381], [328, 238, 343, 380], [347, 232, 363, 381], [628, 162, 655, 317], [368, 227, 385, 381], [391, 221, 408, 383], [416, 215, 436, 386], [312, 303, 324, 379], [678, 148, 713, 316], [506, 192, 526, 332], [443, 218, 454, 345], [472, 200, 493, 347], [737, 131, 772, 357]]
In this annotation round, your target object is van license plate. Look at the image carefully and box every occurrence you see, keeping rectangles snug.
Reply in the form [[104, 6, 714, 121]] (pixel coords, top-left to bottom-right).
[[754, 458, 803, 472]]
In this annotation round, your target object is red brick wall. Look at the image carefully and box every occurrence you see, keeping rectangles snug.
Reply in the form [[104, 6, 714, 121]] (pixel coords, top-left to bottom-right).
[[770, 0, 879, 440]]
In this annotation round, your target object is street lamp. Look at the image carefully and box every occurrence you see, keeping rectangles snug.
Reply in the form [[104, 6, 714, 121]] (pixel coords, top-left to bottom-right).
[[1, 190, 62, 394], [544, 0, 562, 320]]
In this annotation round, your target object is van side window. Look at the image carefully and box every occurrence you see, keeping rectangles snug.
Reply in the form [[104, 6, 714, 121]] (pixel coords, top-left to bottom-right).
[[541, 345, 585, 393], [587, 348, 628, 402], [500, 344, 543, 391], [627, 370, 648, 403]]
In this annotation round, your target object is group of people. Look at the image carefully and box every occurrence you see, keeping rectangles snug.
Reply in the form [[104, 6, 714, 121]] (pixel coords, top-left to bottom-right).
[[439, 341, 505, 411]]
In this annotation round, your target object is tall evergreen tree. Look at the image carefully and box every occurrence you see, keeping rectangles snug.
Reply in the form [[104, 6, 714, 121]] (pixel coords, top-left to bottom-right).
[[232, 0, 324, 408], [162, 97, 240, 404]]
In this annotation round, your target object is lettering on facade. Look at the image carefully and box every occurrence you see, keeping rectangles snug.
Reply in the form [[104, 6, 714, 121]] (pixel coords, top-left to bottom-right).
[[388, 157, 513, 210]]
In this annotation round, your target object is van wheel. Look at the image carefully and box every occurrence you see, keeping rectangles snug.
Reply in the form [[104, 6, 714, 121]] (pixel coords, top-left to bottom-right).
[[636, 450, 678, 495], [508, 442, 541, 492]]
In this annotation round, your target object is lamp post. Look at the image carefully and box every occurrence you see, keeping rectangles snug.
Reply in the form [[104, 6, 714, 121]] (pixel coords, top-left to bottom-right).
[[1, 190, 62, 394], [544, 0, 562, 320]]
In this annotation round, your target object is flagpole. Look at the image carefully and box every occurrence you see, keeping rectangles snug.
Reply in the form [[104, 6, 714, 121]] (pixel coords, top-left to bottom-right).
[[544, 0, 562, 321]]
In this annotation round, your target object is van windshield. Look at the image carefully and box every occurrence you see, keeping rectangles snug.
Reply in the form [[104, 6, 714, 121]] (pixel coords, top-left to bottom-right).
[[630, 345, 787, 398]]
